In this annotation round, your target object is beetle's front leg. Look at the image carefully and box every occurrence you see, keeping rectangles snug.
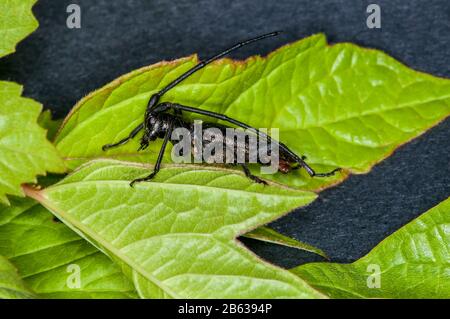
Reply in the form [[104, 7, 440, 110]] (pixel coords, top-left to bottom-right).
[[130, 119, 174, 187], [102, 123, 144, 151]]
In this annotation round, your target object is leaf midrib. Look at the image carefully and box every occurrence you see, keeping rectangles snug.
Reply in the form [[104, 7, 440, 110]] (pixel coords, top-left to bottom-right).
[[280, 94, 450, 131], [49, 179, 313, 200]]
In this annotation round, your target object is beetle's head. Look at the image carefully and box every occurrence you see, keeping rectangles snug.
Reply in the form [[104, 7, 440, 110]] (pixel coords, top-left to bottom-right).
[[139, 113, 161, 151]]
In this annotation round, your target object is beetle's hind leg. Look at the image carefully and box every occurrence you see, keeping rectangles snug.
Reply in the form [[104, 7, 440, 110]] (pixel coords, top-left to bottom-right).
[[311, 167, 341, 177], [292, 154, 341, 177], [102, 123, 144, 151], [300, 160, 341, 177], [241, 164, 268, 185]]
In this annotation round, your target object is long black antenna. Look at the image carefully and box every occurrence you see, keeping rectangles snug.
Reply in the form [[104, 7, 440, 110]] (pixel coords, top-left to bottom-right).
[[155, 31, 281, 99]]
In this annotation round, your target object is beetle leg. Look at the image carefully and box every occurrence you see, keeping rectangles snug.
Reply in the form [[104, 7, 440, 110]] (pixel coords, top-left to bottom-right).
[[130, 120, 174, 187], [102, 123, 144, 151], [241, 164, 268, 185], [312, 167, 341, 177]]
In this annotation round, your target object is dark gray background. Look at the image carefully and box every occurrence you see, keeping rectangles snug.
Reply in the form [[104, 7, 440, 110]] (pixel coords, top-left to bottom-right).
[[1, 0, 449, 267]]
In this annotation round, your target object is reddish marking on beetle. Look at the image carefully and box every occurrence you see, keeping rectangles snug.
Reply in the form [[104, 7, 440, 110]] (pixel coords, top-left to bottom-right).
[[278, 159, 292, 174]]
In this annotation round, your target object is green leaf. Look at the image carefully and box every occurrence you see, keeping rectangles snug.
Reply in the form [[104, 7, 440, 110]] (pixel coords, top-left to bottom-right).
[[243, 226, 328, 259], [25, 160, 325, 298], [291, 198, 450, 298], [0, 82, 66, 205], [0, 255, 35, 299], [0, 196, 137, 298], [0, 0, 64, 204], [0, 0, 38, 58], [38, 109, 63, 141], [54, 34, 450, 191]]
